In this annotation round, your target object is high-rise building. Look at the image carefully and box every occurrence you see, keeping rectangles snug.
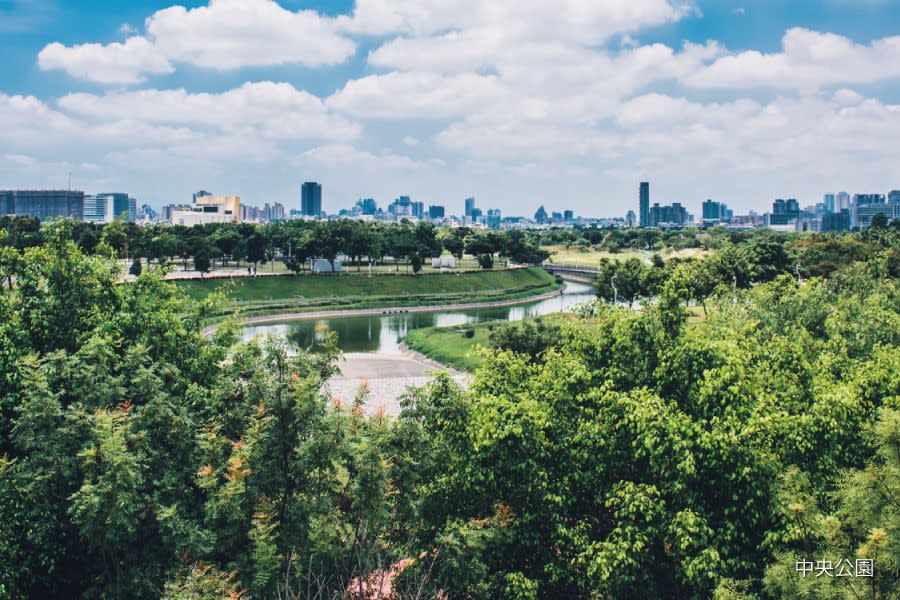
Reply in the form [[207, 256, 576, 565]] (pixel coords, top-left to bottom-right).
[[648, 202, 687, 227], [822, 210, 850, 232], [464, 197, 476, 218], [389, 196, 413, 217], [428, 205, 445, 219], [0, 190, 84, 220], [625, 210, 636, 227], [639, 182, 650, 228], [823, 193, 836, 213], [563, 209, 574, 221], [486, 209, 501, 229], [768, 198, 801, 225], [301, 182, 322, 217], [83, 195, 112, 223], [412, 201, 425, 219], [193, 190, 212, 202], [89, 192, 136, 222], [470, 208, 483, 222], [851, 193, 895, 228], [837, 191, 851, 211], [534, 205, 548, 224], [357, 198, 377, 215], [889, 190, 900, 207]]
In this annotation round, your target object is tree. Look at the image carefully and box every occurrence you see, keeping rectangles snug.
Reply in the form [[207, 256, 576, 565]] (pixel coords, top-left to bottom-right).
[[870, 211, 889, 229], [194, 247, 211, 276], [129, 257, 142, 277], [594, 257, 647, 306]]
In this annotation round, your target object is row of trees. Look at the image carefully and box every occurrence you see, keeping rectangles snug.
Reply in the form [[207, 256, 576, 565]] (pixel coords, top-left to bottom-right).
[[0, 216, 550, 275], [593, 228, 900, 309], [0, 221, 898, 598]]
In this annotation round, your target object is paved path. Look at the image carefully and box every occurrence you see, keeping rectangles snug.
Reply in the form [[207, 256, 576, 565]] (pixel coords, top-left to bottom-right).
[[326, 353, 467, 416], [202, 287, 563, 335]]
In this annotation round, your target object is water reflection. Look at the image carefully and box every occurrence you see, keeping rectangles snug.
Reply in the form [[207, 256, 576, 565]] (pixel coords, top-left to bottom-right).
[[241, 281, 596, 354]]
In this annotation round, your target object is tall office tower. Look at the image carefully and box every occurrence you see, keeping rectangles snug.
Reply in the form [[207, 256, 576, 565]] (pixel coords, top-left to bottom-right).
[[464, 197, 476, 218], [428, 205, 445, 219], [837, 191, 851, 211], [301, 182, 322, 217], [639, 182, 650, 228], [563, 209, 574, 221], [357, 198, 377, 215], [93, 192, 136, 221], [486, 209, 501, 229], [823, 193, 836, 213], [889, 190, 900, 215]]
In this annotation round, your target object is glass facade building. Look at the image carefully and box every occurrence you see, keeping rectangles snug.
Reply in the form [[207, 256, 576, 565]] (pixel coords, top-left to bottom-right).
[[0, 190, 84, 220], [301, 182, 322, 217]]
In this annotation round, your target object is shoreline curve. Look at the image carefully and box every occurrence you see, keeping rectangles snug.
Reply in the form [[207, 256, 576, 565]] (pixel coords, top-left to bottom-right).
[[202, 286, 565, 336]]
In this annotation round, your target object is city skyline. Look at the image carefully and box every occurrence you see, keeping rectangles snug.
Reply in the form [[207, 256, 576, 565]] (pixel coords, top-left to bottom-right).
[[2, 1, 900, 214]]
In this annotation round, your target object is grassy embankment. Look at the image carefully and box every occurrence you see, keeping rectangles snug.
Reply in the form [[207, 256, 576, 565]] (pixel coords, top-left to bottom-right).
[[543, 245, 709, 267], [176, 267, 560, 319], [405, 307, 707, 372]]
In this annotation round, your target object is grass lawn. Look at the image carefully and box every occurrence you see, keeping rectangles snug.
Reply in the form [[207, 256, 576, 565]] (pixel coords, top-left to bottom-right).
[[404, 324, 494, 372], [544, 245, 710, 268], [176, 267, 560, 318], [406, 307, 708, 371]]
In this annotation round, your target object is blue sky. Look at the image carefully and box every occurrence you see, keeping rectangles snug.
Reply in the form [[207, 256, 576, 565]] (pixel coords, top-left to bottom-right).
[[1, 0, 900, 216]]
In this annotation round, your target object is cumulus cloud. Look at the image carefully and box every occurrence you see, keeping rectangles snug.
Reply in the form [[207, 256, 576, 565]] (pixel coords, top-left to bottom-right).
[[38, 37, 173, 85], [59, 82, 360, 142], [38, 0, 355, 84], [340, 0, 692, 43], [301, 144, 426, 170], [327, 72, 508, 119], [687, 28, 900, 89]]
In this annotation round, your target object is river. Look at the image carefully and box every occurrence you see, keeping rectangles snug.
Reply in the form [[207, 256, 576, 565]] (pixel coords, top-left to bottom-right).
[[240, 281, 596, 354]]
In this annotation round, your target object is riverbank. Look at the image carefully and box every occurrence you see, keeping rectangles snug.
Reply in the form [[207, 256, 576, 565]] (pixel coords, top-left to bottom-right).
[[203, 286, 564, 335], [183, 266, 561, 320]]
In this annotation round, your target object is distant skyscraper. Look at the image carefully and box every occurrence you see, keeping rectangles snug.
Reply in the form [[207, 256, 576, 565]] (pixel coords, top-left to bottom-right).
[[464, 197, 476, 218], [412, 201, 425, 219], [534, 205, 548, 224], [648, 202, 687, 227], [428, 205, 445, 219], [639, 182, 650, 228], [837, 191, 851, 211], [357, 198, 377, 215], [486, 208, 501, 229], [702, 199, 730, 223], [301, 182, 322, 217], [563, 209, 574, 221], [625, 210, 636, 227], [823, 193, 836, 213]]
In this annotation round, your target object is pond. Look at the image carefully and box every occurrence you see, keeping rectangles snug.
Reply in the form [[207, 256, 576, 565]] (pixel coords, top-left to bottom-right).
[[240, 281, 596, 354]]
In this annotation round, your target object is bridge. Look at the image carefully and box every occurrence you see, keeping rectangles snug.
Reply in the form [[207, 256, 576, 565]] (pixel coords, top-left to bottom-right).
[[542, 263, 599, 283]]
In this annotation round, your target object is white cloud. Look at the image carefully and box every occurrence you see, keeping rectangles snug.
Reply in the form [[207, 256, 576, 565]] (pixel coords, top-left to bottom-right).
[[340, 0, 691, 43], [38, 0, 355, 84], [327, 71, 507, 119], [59, 82, 360, 142], [3, 153, 36, 166], [403, 136, 420, 146], [687, 28, 900, 89], [301, 144, 426, 170], [38, 37, 173, 85]]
